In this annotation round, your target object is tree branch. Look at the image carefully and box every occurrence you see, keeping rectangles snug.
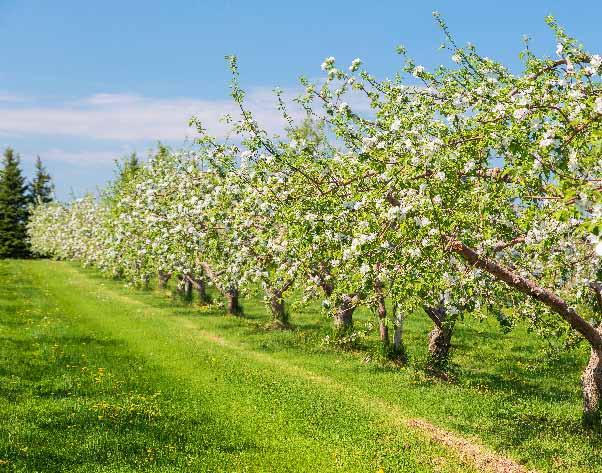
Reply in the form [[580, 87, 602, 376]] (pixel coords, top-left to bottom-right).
[[445, 237, 602, 348], [424, 306, 444, 328]]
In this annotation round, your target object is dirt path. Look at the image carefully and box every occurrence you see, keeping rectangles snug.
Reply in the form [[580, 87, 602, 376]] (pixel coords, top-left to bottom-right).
[[406, 419, 530, 473], [187, 324, 533, 473]]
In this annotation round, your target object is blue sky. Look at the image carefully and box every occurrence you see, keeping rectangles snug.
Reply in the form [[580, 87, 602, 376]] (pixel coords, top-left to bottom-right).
[[1, 0, 601, 199]]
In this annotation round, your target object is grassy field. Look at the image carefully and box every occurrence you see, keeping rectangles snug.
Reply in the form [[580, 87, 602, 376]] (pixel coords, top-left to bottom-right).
[[0, 259, 601, 472]]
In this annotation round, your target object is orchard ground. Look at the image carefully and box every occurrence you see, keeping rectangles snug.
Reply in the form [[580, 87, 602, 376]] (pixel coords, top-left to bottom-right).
[[0, 259, 601, 472]]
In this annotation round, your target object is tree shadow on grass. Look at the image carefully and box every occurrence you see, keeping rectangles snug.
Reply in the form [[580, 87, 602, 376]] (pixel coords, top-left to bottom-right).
[[94, 270, 588, 405], [0, 325, 261, 472], [1, 398, 261, 473]]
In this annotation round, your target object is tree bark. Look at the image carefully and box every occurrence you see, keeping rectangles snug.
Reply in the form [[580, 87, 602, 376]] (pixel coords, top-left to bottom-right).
[[315, 267, 334, 297], [175, 274, 192, 301], [199, 262, 242, 315], [334, 294, 355, 330], [183, 276, 192, 301], [425, 305, 454, 369], [393, 307, 405, 356], [141, 274, 150, 290], [190, 276, 211, 305], [374, 277, 389, 347], [268, 290, 288, 326], [226, 287, 242, 316], [314, 266, 354, 332], [379, 321, 389, 346], [427, 324, 453, 367], [582, 327, 602, 425], [158, 271, 171, 289]]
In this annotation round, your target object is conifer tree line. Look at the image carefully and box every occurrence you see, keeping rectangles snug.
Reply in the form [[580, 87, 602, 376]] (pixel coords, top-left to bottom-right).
[[0, 148, 53, 258]]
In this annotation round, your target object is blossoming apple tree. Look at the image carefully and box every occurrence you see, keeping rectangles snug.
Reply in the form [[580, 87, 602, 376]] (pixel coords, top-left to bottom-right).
[[28, 15, 602, 420], [248, 15, 602, 415]]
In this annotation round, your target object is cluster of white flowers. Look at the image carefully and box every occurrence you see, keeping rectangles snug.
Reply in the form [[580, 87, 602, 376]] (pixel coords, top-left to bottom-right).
[[595, 97, 602, 114], [349, 58, 362, 72], [513, 108, 529, 120], [412, 65, 425, 77], [321, 56, 336, 71]]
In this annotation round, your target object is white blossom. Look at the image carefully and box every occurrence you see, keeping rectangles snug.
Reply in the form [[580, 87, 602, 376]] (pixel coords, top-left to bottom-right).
[[412, 65, 425, 77], [556, 43, 564, 56], [349, 58, 362, 72], [321, 56, 336, 71], [513, 108, 529, 120]]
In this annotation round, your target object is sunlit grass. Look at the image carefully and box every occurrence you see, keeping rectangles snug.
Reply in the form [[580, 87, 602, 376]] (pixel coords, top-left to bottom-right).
[[0, 259, 600, 472]]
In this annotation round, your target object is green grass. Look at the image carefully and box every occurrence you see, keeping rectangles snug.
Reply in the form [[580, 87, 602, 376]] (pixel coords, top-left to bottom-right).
[[0, 259, 600, 472]]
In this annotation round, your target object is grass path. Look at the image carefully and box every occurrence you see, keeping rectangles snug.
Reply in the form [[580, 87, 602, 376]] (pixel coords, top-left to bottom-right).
[[0, 260, 600, 471]]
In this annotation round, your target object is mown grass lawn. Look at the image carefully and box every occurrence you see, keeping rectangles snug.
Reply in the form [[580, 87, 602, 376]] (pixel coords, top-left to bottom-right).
[[0, 259, 600, 472]]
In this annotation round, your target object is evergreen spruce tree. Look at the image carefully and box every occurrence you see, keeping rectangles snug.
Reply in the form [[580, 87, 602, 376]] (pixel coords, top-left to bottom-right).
[[0, 148, 30, 257], [29, 156, 54, 204], [116, 152, 140, 181]]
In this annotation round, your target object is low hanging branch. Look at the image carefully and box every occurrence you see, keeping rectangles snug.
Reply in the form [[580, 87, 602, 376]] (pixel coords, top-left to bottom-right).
[[424, 305, 446, 329], [445, 237, 602, 349], [198, 261, 228, 293]]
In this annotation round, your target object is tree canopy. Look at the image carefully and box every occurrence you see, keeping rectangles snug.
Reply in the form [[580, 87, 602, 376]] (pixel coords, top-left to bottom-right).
[[27, 16, 602, 421]]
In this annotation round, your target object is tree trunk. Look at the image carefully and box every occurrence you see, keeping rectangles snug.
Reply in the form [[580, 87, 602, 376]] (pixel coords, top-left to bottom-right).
[[379, 322, 389, 346], [226, 287, 242, 316], [427, 324, 453, 368], [375, 278, 389, 347], [158, 271, 171, 289], [425, 305, 454, 370], [393, 313, 403, 352], [321, 280, 334, 297], [183, 277, 192, 301], [141, 274, 150, 290], [582, 327, 602, 425], [334, 294, 355, 330], [192, 276, 211, 305], [314, 262, 334, 297], [392, 307, 406, 361], [268, 290, 288, 327], [175, 274, 192, 301]]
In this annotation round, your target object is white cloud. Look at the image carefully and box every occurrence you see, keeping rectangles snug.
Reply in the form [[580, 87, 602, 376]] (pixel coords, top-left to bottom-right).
[[83, 93, 146, 106], [34, 148, 129, 165], [0, 82, 374, 170], [0, 89, 305, 142]]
